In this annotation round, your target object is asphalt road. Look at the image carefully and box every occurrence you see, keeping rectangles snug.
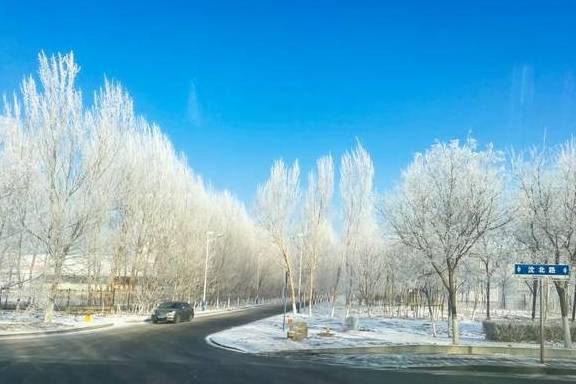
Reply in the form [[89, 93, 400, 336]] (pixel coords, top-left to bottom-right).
[[0, 306, 570, 383]]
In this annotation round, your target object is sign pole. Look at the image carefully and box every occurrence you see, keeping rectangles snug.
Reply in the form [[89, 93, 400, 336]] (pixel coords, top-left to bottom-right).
[[540, 278, 545, 364]]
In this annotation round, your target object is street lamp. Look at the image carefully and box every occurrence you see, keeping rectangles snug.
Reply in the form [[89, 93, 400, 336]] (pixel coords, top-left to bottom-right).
[[297, 233, 304, 313], [203, 231, 223, 310]]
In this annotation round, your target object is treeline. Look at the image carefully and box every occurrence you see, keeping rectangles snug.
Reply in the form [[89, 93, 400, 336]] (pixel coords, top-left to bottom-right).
[[0, 53, 280, 320], [256, 126, 576, 348]]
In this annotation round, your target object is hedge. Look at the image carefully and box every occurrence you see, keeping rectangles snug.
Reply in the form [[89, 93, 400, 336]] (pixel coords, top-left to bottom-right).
[[483, 319, 576, 343]]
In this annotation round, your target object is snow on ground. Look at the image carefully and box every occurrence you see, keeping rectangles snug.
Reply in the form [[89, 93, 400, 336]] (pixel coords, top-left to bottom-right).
[[0, 303, 264, 335], [208, 303, 539, 354], [0, 309, 117, 334]]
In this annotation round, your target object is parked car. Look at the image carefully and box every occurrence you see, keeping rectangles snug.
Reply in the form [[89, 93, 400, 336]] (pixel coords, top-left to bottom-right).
[[151, 301, 194, 323]]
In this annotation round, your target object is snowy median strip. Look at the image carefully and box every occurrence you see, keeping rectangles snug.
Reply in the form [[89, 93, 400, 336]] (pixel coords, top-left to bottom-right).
[[206, 304, 576, 362], [207, 312, 486, 354]]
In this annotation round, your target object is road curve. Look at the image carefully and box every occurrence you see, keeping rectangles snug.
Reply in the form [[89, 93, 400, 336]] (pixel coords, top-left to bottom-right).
[[0, 306, 567, 383]]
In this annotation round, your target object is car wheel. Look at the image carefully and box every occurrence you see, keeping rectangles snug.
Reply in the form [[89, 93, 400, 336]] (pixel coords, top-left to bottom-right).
[[152, 318, 158, 324], [174, 314, 180, 323]]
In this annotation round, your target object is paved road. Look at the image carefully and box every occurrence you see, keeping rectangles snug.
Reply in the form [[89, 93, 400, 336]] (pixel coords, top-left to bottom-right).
[[0, 306, 570, 383]]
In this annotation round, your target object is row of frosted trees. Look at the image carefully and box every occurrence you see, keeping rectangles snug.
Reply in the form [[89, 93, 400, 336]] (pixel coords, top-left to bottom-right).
[[0, 53, 281, 321], [257, 138, 576, 348]]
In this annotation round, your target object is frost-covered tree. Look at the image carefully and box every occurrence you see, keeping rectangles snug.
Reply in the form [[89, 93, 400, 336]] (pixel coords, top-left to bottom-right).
[[511, 179, 547, 320], [303, 155, 334, 316], [355, 239, 385, 314], [472, 228, 513, 319], [513, 140, 576, 348], [0, 110, 32, 306], [255, 160, 301, 314], [10, 53, 125, 320], [0, 52, 276, 317], [331, 142, 376, 317], [383, 139, 507, 344]]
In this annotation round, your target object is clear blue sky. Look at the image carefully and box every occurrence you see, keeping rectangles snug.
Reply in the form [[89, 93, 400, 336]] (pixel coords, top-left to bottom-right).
[[1, 1, 575, 202]]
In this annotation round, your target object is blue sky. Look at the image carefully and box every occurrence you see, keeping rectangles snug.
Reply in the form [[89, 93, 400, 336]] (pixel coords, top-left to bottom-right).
[[1, 1, 575, 202]]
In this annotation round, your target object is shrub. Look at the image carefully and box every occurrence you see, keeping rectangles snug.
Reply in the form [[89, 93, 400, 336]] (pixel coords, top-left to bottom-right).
[[483, 320, 576, 343]]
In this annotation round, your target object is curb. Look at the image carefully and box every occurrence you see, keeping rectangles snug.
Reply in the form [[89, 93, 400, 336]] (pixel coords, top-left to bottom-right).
[[0, 322, 114, 339], [413, 363, 576, 377], [205, 335, 248, 353], [266, 343, 576, 360]]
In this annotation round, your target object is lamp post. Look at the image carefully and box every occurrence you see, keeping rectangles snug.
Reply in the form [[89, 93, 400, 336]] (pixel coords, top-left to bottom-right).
[[297, 233, 304, 313], [203, 231, 223, 310]]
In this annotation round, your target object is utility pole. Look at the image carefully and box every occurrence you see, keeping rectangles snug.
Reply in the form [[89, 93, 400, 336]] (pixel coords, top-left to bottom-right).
[[282, 271, 288, 330], [297, 233, 304, 313], [202, 231, 223, 311]]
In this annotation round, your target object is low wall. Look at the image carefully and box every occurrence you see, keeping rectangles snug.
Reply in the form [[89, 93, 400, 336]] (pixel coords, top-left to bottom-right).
[[278, 343, 576, 359]]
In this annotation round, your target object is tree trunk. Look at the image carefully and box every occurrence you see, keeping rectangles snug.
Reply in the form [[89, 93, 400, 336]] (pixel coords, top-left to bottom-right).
[[554, 281, 573, 348], [308, 264, 315, 317], [500, 280, 507, 309], [471, 285, 479, 321], [448, 271, 459, 345], [44, 279, 59, 323], [345, 260, 354, 317], [286, 266, 297, 315], [423, 287, 437, 337], [330, 263, 342, 318], [486, 273, 491, 320]]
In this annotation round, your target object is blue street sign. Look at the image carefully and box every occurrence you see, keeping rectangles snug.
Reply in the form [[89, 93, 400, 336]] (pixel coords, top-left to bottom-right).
[[514, 264, 570, 277]]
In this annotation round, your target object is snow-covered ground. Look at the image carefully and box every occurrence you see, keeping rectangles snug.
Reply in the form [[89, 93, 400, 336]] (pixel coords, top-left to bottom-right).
[[0, 310, 121, 335], [208, 303, 541, 354], [0, 303, 265, 335]]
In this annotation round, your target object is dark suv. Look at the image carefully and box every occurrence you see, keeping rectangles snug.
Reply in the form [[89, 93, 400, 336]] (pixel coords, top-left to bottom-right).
[[151, 301, 194, 323]]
